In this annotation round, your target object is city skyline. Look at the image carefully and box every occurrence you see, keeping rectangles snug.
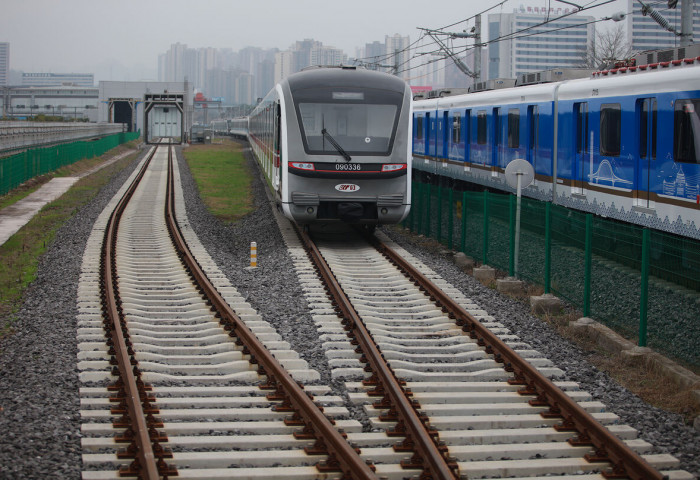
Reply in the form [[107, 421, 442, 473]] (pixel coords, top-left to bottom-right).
[[1, 0, 630, 83]]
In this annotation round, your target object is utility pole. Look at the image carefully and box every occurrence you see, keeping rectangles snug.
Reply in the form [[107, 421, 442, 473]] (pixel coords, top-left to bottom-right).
[[421, 13, 482, 82], [638, 0, 694, 46], [474, 15, 482, 83], [680, 0, 694, 47]]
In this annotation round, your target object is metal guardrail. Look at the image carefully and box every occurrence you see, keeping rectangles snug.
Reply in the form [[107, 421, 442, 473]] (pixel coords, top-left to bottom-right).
[[0, 122, 126, 154], [0, 130, 139, 196]]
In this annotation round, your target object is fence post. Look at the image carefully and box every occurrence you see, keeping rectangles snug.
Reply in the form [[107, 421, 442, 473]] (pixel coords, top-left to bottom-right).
[[583, 214, 593, 317], [509, 194, 516, 277], [437, 184, 443, 244], [448, 187, 454, 250], [425, 183, 432, 238], [483, 190, 490, 265], [639, 228, 650, 347], [544, 202, 552, 294], [461, 191, 467, 254], [416, 181, 423, 234], [407, 181, 415, 231]]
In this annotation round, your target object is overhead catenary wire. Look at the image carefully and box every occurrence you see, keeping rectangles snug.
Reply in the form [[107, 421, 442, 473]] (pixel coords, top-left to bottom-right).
[[358, 0, 624, 78], [395, 0, 628, 77]]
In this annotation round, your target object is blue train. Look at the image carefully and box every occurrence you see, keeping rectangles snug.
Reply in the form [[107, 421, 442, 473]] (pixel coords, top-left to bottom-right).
[[412, 57, 700, 240]]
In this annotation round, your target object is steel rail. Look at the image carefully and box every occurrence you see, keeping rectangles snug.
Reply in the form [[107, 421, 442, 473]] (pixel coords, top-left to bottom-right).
[[163, 147, 376, 479], [371, 235, 667, 480], [101, 145, 161, 479], [298, 228, 459, 480]]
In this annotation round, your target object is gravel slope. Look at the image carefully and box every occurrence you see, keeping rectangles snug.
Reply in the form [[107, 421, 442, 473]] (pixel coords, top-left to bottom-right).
[[0, 143, 697, 479], [0, 149, 146, 479]]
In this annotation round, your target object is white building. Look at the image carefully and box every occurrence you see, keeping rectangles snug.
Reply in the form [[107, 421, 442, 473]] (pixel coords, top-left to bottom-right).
[[21, 72, 94, 87], [274, 50, 294, 84], [487, 7, 594, 79]]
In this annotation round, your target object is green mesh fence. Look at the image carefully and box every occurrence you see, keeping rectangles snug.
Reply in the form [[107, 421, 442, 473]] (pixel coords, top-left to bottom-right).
[[0, 131, 139, 196], [405, 179, 700, 368]]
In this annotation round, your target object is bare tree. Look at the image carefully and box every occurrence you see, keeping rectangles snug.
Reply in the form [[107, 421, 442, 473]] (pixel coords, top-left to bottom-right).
[[580, 25, 633, 69]]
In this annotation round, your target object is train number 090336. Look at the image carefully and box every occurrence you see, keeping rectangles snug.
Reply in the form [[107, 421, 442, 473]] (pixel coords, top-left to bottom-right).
[[334, 163, 362, 171]]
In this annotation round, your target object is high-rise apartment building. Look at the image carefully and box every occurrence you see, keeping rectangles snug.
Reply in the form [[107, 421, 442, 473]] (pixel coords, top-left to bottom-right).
[[487, 7, 594, 79], [0, 42, 9, 86], [385, 34, 411, 81], [362, 41, 386, 70], [626, 0, 699, 51], [272, 39, 346, 83]]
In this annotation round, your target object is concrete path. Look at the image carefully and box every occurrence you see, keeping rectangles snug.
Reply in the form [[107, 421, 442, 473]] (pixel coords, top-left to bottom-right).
[[0, 149, 136, 247]]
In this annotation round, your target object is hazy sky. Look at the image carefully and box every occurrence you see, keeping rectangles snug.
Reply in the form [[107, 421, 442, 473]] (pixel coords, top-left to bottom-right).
[[2, 0, 629, 82]]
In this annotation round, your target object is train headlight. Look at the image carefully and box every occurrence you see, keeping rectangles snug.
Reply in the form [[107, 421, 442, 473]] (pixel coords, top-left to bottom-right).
[[290, 162, 315, 171], [306, 207, 315, 214], [382, 164, 406, 172], [380, 208, 388, 215]]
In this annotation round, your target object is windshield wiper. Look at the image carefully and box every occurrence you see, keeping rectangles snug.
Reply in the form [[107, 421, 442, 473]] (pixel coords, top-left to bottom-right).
[[321, 128, 352, 162]]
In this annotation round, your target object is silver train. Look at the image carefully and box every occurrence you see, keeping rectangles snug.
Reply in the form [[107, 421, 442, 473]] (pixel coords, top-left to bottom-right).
[[247, 66, 413, 226]]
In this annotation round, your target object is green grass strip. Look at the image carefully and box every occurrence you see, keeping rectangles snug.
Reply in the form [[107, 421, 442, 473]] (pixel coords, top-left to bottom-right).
[[183, 141, 254, 223]]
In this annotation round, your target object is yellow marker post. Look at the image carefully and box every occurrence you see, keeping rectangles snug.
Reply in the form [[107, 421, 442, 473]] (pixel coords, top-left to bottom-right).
[[250, 241, 257, 268]]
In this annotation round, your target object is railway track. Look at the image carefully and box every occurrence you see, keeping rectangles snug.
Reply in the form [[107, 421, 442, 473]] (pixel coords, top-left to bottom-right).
[[74, 142, 691, 479]]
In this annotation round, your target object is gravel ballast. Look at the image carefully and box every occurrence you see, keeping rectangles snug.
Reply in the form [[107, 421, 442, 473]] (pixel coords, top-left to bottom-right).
[[0, 143, 697, 478]]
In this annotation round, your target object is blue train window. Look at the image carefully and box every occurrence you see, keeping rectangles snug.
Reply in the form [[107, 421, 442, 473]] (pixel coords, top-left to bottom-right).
[[477, 110, 487, 145], [508, 109, 520, 148], [674, 99, 699, 164], [600, 104, 621, 156], [416, 116, 424, 140], [452, 113, 461, 144]]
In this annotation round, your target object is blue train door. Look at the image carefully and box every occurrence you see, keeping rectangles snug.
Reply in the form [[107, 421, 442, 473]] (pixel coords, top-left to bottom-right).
[[426, 112, 432, 158], [442, 111, 449, 160], [636, 98, 657, 208], [573, 102, 589, 194], [527, 105, 539, 179], [492, 107, 501, 174]]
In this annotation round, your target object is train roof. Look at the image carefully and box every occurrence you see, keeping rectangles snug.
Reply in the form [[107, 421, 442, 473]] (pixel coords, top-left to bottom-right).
[[412, 62, 700, 110], [413, 81, 559, 111], [285, 66, 408, 94], [558, 62, 700, 101]]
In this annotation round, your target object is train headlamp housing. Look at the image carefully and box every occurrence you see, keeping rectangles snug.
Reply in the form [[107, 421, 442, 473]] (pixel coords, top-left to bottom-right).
[[290, 162, 315, 171], [382, 164, 407, 172]]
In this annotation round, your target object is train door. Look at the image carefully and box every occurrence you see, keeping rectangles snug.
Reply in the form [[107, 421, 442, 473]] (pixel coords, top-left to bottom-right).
[[274, 102, 282, 195], [635, 97, 657, 208], [426, 112, 432, 158], [492, 107, 501, 175], [442, 111, 449, 160], [573, 102, 589, 194], [527, 105, 539, 182], [464, 109, 471, 164]]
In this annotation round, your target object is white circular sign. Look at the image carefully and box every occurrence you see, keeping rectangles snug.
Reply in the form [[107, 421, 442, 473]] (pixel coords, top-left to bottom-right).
[[505, 159, 535, 190]]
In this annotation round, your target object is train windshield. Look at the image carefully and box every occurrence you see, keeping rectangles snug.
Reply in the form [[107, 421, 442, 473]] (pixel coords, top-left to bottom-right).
[[293, 87, 403, 156]]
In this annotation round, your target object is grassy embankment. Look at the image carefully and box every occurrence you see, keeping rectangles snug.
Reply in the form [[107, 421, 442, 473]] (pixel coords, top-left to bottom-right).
[[0, 143, 140, 337], [182, 140, 255, 223]]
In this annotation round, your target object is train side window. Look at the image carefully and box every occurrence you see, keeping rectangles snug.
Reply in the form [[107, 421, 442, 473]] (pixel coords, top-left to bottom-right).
[[477, 110, 487, 144], [674, 99, 700, 164], [600, 103, 621, 156], [452, 113, 461, 144], [416, 115, 424, 140], [508, 108, 519, 148]]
